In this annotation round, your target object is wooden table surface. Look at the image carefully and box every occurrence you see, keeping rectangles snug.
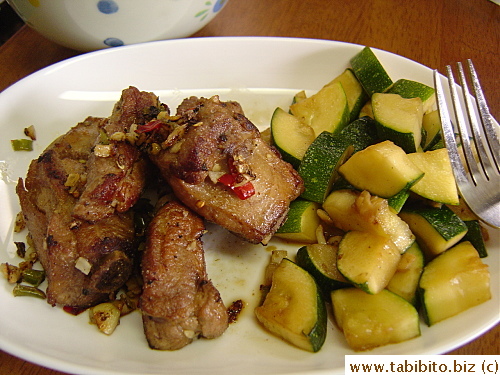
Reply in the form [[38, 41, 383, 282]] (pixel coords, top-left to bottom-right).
[[0, 0, 498, 374]]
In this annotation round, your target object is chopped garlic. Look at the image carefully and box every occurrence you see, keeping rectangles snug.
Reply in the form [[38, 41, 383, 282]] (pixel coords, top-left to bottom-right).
[[64, 173, 80, 187], [14, 212, 26, 233], [24, 125, 36, 140], [187, 240, 198, 251], [168, 139, 184, 154], [163, 124, 187, 149], [316, 225, 326, 245], [183, 329, 196, 339], [208, 170, 225, 184], [327, 235, 342, 246], [264, 250, 287, 286], [110, 131, 126, 141], [75, 257, 92, 275], [89, 303, 121, 335], [316, 208, 333, 225], [94, 144, 112, 157], [0, 262, 22, 283]]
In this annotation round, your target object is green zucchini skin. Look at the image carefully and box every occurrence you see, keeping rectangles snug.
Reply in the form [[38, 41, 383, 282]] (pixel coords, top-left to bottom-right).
[[338, 116, 379, 153], [400, 206, 468, 260], [296, 244, 351, 296], [386, 78, 436, 113], [462, 220, 488, 258], [298, 132, 353, 203], [405, 206, 466, 240], [350, 46, 393, 96]]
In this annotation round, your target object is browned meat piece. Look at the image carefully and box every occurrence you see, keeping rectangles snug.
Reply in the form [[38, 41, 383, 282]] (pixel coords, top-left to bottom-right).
[[140, 200, 228, 350], [17, 117, 136, 308], [72, 86, 161, 222], [148, 96, 304, 244]]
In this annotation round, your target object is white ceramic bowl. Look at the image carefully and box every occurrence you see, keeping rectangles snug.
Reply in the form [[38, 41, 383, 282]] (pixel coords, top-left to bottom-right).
[[7, 0, 228, 51]]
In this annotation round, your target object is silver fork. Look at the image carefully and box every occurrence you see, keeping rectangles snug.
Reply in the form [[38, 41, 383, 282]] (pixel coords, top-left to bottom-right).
[[434, 60, 500, 229]]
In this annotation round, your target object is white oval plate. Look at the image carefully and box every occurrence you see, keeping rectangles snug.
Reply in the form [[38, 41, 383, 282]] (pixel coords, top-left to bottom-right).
[[0, 37, 498, 375]]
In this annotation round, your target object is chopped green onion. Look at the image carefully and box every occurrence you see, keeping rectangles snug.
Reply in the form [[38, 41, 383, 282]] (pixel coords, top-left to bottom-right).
[[99, 129, 110, 145], [12, 284, 46, 299], [11, 139, 33, 151], [21, 268, 45, 287]]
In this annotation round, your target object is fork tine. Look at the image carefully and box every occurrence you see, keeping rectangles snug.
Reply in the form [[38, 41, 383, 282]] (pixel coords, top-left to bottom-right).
[[433, 70, 469, 186], [455, 62, 494, 180], [444, 65, 481, 184], [435, 65, 500, 229], [466, 59, 500, 173]]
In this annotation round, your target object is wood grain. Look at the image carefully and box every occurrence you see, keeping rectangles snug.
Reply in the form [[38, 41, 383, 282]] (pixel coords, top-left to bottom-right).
[[0, 0, 498, 373]]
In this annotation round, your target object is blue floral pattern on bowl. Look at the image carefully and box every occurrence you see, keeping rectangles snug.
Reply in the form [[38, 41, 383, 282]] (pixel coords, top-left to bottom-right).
[[196, 0, 227, 21], [97, 0, 119, 14], [96, 0, 228, 48]]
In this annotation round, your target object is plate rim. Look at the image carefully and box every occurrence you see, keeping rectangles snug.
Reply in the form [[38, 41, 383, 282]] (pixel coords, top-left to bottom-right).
[[0, 36, 498, 375]]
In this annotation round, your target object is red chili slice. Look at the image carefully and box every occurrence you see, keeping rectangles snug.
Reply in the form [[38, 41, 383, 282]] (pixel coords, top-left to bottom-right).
[[233, 181, 255, 200], [218, 172, 236, 187], [218, 173, 255, 200], [136, 120, 163, 134], [63, 305, 86, 315]]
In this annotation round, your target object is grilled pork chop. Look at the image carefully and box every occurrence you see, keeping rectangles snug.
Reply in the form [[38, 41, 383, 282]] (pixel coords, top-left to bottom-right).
[[148, 96, 304, 244], [72, 86, 161, 222], [17, 117, 136, 307], [16, 87, 162, 307], [140, 200, 228, 350]]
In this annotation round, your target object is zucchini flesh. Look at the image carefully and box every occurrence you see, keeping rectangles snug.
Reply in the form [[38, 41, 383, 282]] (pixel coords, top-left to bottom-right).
[[407, 148, 459, 205], [338, 140, 424, 199], [326, 68, 369, 122], [290, 81, 350, 137], [418, 241, 491, 326], [296, 243, 350, 294], [323, 189, 415, 254], [422, 110, 442, 151], [386, 79, 436, 113], [386, 242, 424, 305], [255, 259, 327, 352], [359, 100, 373, 118], [446, 198, 479, 222], [373, 93, 424, 153], [270, 107, 315, 169], [292, 90, 307, 105], [275, 200, 321, 243], [337, 231, 401, 294], [331, 288, 420, 351]]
